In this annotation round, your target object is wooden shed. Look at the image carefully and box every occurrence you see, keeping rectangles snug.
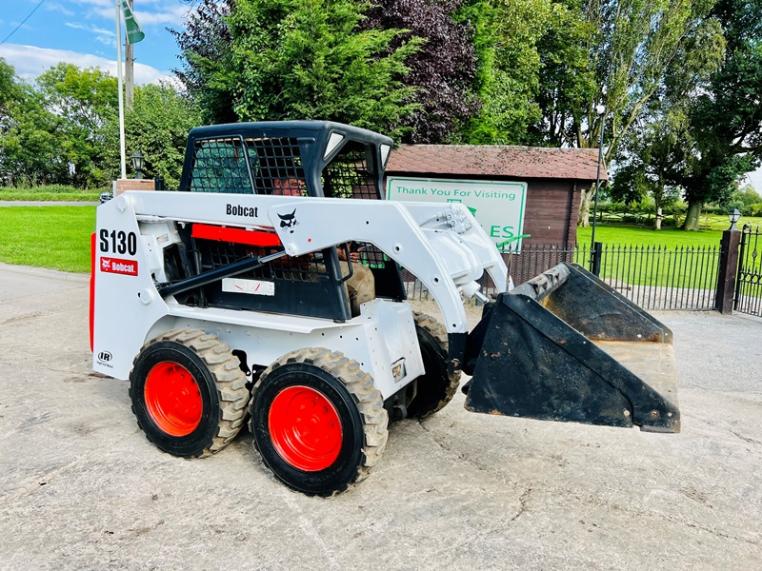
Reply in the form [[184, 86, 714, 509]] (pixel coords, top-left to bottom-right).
[[385, 145, 607, 248]]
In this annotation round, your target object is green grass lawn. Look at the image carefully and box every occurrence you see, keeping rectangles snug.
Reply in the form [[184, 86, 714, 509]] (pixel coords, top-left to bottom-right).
[[570, 222, 730, 289], [576, 214, 762, 248], [0, 206, 95, 273], [0, 185, 102, 202]]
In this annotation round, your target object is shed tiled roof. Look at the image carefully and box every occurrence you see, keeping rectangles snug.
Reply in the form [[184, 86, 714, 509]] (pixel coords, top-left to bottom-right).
[[386, 144, 607, 182]]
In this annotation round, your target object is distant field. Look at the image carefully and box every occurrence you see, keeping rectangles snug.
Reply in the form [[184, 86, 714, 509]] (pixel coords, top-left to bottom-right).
[[516, 218, 759, 290], [0, 206, 95, 272], [576, 224, 723, 248], [576, 214, 762, 247], [0, 185, 102, 202]]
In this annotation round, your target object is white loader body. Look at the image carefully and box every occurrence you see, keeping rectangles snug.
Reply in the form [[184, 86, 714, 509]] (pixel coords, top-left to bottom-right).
[[92, 191, 507, 400]]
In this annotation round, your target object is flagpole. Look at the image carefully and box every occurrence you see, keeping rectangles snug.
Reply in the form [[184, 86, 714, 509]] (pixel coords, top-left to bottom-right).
[[114, 0, 127, 179]]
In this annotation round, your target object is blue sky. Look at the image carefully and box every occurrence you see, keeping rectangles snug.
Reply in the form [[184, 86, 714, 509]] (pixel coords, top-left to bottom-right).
[[0, 0, 190, 84]]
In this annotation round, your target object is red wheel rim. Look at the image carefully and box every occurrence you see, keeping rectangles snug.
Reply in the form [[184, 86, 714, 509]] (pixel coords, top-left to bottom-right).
[[268, 385, 343, 472], [144, 361, 203, 437]]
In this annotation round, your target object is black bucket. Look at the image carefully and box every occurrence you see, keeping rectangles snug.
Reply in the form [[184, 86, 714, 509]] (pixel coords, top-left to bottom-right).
[[462, 263, 680, 433]]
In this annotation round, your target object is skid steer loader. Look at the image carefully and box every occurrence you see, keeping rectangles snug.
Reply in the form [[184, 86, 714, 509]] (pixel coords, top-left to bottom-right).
[[91, 121, 680, 495]]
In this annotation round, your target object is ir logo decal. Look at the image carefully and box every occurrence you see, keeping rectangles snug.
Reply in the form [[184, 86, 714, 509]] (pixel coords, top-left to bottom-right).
[[97, 351, 114, 368]]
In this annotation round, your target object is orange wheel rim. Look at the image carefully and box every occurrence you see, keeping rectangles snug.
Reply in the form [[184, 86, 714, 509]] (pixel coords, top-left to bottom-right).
[[268, 385, 343, 471], [144, 361, 203, 437]]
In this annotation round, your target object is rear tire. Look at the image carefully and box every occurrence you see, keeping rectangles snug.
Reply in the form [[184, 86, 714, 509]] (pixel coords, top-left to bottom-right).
[[406, 312, 461, 418], [250, 348, 388, 496], [129, 329, 249, 457]]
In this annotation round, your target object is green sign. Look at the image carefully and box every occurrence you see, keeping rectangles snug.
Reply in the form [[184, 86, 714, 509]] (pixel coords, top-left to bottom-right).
[[386, 177, 528, 252]]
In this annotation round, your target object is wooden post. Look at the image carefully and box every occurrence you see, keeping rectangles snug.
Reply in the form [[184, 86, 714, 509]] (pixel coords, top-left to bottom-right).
[[715, 229, 741, 314]]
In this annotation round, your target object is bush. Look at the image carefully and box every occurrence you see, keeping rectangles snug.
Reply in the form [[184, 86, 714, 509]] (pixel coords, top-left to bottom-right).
[[0, 184, 99, 194]]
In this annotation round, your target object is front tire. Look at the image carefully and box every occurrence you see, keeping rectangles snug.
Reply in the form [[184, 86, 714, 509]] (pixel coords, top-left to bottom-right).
[[406, 312, 462, 418], [129, 329, 249, 457], [250, 348, 388, 496]]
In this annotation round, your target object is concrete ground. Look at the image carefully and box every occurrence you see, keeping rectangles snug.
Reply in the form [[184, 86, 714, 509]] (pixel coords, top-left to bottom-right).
[[1, 263, 761, 570]]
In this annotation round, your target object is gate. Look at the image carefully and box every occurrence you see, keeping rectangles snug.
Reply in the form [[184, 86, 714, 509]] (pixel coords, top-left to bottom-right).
[[735, 225, 762, 316]]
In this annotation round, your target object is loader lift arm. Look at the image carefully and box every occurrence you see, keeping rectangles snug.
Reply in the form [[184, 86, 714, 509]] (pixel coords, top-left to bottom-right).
[[127, 191, 507, 338]]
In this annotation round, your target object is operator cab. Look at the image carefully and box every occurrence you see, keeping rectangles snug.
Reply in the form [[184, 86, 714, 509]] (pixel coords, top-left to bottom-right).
[[169, 121, 404, 320]]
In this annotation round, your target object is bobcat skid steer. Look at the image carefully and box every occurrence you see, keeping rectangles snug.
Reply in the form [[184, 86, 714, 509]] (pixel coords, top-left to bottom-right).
[[91, 121, 680, 496]]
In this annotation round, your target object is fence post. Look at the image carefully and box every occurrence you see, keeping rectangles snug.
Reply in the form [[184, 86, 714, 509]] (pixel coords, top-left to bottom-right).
[[590, 241, 603, 276], [733, 225, 749, 310], [715, 228, 742, 314]]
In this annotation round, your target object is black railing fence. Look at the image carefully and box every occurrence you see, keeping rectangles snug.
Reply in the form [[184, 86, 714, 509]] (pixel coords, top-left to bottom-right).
[[404, 241, 723, 311], [735, 225, 762, 316]]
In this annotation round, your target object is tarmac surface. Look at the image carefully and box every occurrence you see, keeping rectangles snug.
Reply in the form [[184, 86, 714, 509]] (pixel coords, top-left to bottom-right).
[[1, 262, 761, 570]]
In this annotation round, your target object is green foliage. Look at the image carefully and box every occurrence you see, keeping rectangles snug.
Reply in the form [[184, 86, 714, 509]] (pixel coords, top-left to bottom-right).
[[529, 0, 597, 146], [0, 58, 20, 120], [459, 0, 552, 144], [37, 64, 118, 187], [0, 59, 198, 190], [180, 0, 422, 140], [104, 85, 202, 188], [0, 184, 103, 202], [675, 0, 762, 228], [0, 87, 67, 186], [611, 110, 690, 218], [232, 0, 421, 138]]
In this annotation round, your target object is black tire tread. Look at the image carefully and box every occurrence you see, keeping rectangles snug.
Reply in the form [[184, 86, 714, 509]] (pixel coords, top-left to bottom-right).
[[252, 347, 388, 492], [129, 328, 249, 457], [413, 311, 461, 417]]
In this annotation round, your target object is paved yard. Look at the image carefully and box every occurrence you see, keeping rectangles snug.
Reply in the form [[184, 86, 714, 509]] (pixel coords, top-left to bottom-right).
[[1, 263, 761, 570]]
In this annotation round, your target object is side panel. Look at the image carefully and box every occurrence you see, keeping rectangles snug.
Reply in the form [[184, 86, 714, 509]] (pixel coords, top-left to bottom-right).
[[92, 200, 172, 379], [147, 300, 424, 399]]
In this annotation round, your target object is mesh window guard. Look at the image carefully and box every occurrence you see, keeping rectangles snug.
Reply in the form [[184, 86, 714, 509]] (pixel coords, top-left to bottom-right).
[[245, 137, 306, 196], [190, 137, 252, 194], [321, 141, 378, 200]]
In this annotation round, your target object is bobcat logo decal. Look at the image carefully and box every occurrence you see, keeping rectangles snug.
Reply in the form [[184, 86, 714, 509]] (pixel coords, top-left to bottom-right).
[[278, 209, 298, 233]]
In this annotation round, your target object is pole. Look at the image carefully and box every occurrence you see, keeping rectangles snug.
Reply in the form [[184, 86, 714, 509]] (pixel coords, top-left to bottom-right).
[[114, 0, 127, 179], [125, 0, 134, 110], [589, 103, 606, 268]]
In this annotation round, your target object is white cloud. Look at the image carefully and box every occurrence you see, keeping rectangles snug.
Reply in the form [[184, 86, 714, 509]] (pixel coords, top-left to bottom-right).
[[74, 0, 191, 27], [46, 2, 75, 16], [0, 43, 175, 86], [65, 22, 115, 46]]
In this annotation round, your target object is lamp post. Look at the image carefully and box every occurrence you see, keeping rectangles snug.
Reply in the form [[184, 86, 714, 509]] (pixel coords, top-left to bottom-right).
[[728, 208, 741, 231], [131, 150, 144, 180], [589, 91, 607, 271]]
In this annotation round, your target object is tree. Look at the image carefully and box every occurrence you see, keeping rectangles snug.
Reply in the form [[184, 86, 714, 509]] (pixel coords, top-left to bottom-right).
[[174, 0, 236, 124], [104, 85, 203, 188], [0, 87, 67, 186], [363, 0, 479, 143], [611, 111, 690, 229], [0, 58, 20, 123], [459, 0, 553, 144], [527, 0, 725, 226], [37, 64, 118, 187], [675, 0, 762, 230], [176, 0, 422, 140], [528, 0, 597, 147]]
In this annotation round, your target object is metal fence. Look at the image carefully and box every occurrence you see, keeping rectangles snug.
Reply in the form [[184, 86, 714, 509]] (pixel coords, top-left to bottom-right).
[[735, 225, 762, 316], [404, 241, 723, 311]]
